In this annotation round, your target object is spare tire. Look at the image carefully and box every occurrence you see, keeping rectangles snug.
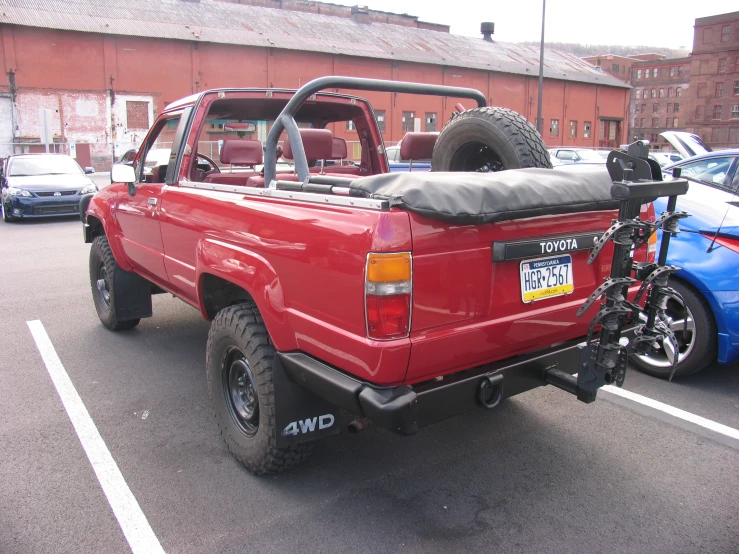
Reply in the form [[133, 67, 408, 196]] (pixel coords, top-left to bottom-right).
[[431, 107, 552, 172]]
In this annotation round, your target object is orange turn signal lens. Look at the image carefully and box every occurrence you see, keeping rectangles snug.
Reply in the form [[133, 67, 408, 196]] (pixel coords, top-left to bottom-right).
[[366, 253, 411, 283]]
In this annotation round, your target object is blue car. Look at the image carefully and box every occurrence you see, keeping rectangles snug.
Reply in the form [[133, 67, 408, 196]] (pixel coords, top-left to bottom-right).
[[1, 154, 98, 221], [631, 145, 739, 379]]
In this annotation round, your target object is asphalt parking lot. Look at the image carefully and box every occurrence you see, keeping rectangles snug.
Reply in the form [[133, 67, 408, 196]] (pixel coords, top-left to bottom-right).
[[1, 217, 738, 554]]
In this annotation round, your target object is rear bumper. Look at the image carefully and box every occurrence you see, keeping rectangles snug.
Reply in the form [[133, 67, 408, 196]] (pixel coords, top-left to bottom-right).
[[277, 336, 588, 435]]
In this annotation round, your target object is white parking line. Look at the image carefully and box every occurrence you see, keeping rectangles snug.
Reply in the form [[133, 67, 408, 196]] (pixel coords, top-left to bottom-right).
[[601, 384, 739, 450], [27, 320, 165, 554]]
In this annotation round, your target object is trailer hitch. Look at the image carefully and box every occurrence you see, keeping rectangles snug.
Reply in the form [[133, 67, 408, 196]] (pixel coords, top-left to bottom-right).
[[544, 141, 689, 400]]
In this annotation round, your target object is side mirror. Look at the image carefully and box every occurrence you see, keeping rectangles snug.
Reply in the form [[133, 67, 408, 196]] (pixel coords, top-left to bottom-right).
[[111, 163, 137, 195], [84, 167, 95, 174]]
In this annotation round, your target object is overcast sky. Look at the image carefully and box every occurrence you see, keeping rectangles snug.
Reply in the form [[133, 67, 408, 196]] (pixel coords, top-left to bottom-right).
[[359, 0, 738, 51]]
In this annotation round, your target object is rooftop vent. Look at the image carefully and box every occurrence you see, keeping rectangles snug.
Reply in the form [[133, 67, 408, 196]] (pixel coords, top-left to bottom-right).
[[481, 22, 494, 42], [352, 5, 371, 24]]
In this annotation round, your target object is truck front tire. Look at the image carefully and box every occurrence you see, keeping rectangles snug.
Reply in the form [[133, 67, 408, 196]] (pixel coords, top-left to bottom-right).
[[206, 302, 313, 475], [431, 107, 552, 172], [89, 236, 141, 331]]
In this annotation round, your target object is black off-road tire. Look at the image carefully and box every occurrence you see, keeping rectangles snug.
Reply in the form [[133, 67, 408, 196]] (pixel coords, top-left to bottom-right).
[[631, 279, 717, 379], [206, 303, 313, 475], [89, 236, 140, 331], [431, 107, 552, 172]]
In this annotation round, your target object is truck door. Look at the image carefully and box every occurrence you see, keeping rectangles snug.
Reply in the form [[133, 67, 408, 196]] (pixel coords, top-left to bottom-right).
[[116, 113, 184, 285]]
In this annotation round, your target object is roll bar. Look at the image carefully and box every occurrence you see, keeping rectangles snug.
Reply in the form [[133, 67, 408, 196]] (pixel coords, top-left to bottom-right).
[[263, 76, 488, 184]]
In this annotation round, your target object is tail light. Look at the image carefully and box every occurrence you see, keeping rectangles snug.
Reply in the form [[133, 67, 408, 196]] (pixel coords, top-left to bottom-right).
[[701, 233, 739, 254], [365, 252, 412, 340], [647, 229, 657, 262]]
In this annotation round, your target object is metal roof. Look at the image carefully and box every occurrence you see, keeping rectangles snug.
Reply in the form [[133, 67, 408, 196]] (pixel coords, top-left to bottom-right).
[[0, 0, 629, 88]]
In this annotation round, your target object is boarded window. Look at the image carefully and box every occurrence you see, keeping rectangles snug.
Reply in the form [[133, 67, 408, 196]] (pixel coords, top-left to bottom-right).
[[697, 83, 707, 98], [126, 101, 149, 130], [695, 106, 704, 119], [652, 118, 658, 128], [721, 25, 730, 42], [713, 105, 722, 119], [718, 58, 727, 73], [425, 113, 437, 132], [549, 119, 559, 137], [402, 111, 415, 133], [375, 110, 386, 132], [569, 120, 577, 138]]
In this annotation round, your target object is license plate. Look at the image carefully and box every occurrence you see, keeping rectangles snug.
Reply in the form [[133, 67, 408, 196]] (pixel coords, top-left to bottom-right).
[[520, 255, 574, 303]]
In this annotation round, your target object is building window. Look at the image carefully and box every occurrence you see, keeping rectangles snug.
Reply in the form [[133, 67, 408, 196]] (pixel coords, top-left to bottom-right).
[[668, 87, 674, 97], [636, 69, 642, 79], [673, 118, 678, 127], [721, 25, 730, 42], [735, 81, 739, 95], [674, 102, 680, 113], [696, 106, 705, 119], [126, 101, 149, 130], [732, 105, 739, 118], [599, 121, 605, 140], [636, 89, 641, 99], [641, 104, 647, 113], [713, 105, 722, 119], [665, 117, 671, 128], [569, 120, 577, 138], [659, 89, 665, 98], [634, 118, 640, 128], [550, 119, 559, 137], [736, 59, 739, 73], [425, 112, 437, 132], [697, 83, 707, 98], [640, 118, 645, 127], [651, 89, 657, 98], [678, 66, 684, 77], [652, 118, 659, 128], [667, 103, 673, 113], [402, 111, 415, 133], [375, 110, 386, 132], [583, 121, 591, 138], [676, 87, 682, 97], [346, 119, 355, 131], [611, 63, 619, 73], [670, 66, 676, 77], [699, 60, 710, 75], [644, 68, 650, 79], [653, 103, 659, 113], [716, 82, 724, 97], [609, 123, 617, 141], [718, 58, 727, 73]]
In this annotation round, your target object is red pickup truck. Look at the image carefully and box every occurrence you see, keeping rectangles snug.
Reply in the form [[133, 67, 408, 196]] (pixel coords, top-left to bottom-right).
[[82, 77, 688, 475]]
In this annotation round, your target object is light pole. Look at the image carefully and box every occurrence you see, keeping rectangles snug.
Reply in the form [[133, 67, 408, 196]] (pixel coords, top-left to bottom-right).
[[535, 0, 546, 134]]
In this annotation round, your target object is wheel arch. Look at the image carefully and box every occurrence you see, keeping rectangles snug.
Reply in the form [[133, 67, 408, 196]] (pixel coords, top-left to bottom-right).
[[196, 239, 296, 351]]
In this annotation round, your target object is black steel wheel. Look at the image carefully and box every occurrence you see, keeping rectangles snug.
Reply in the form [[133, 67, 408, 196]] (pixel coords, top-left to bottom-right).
[[431, 107, 552, 172], [206, 302, 312, 475], [89, 236, 140, 331], [631, 279, 717, 379]]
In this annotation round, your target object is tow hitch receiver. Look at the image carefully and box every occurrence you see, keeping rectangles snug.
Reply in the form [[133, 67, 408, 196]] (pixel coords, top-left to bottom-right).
[[545, 141, 689, 401]]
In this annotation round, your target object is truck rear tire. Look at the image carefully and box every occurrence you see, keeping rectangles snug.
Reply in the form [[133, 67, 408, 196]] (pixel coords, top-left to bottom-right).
[[431, 107, 552, 172], [206, 302, 313, 475], [89, 236, 141, 331]]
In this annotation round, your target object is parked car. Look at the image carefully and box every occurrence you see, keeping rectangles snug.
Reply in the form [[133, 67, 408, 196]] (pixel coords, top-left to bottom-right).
[[548, 148, 606, 164], [631, 134, 739, 378], [649, 152, 683, 168], [1, 153, 98, 221]]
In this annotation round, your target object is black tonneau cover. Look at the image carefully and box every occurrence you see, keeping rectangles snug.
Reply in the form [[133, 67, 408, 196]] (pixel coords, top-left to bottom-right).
[[349, 167, 621, 224]]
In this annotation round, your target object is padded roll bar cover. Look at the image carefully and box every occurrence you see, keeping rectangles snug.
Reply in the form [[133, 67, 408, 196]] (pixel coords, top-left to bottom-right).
[[283, 129, 334, 161], [399, 132, 438, 160], [332, 137, 348, 159], [220, 140, 263, 166]]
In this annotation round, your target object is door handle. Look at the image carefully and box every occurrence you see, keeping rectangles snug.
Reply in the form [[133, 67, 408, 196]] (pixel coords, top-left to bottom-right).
[[148, 197, 158, 206]]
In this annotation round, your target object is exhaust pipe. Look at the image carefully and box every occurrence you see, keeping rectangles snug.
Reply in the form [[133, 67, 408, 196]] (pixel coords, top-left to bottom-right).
[[347, 417, 371, 434]]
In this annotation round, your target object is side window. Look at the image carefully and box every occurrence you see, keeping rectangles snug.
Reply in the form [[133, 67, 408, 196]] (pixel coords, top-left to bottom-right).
[[677, 156, 735, 189], [139, 114, 182, 183]]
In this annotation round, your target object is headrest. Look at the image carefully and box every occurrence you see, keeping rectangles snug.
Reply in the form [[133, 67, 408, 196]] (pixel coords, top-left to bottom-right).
[[332, 137, 347, 159], [220, 140, 263, 166], [283, 129, 334, 161], [399, 132, 438, 161]]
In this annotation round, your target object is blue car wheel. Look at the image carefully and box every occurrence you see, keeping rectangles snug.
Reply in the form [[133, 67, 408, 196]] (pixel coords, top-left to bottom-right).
[[631, 279, 717, 379]]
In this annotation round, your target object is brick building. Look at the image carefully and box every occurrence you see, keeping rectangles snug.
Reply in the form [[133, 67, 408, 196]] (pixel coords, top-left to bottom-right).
[[582, 53, 667, 84], [628, 57, 691, 149], [0, 0, 629, 169], [685, 11, 739, 148]]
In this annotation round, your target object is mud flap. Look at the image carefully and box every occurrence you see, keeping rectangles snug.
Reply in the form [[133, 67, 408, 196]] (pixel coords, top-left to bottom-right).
[[272, 355, 341, 447], [113, 265, 153, 321]]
